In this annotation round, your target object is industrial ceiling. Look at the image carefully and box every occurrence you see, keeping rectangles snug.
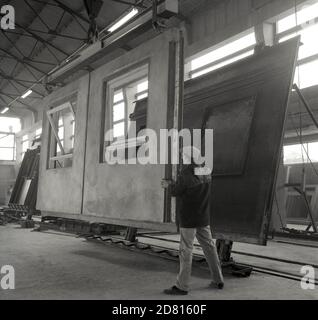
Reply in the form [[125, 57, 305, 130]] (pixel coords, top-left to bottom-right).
[[0, 0, 209, 119]]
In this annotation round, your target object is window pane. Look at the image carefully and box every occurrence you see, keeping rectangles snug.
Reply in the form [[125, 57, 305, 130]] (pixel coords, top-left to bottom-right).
[[113, 122, 125, 138], [22, 140, 29, 152], [277, 2, 318, 33], [136, 93, 148, 100], [278, 32, 298, 43], [0, 148, 14, 161], [284, 144, 307, 164], [298, 24, 318, 59], [297, 60, 318, 89], [191, 32, 256, 71], [277, 14, 297, 34], [113, 90, 124, 103], [48, 99, 77, 169], [71, 136, 75, 149], [35, 128, 42, 137], [191, 49, 254, 79], [0, 117, 21, 133], [56, 140, 64, 153], [309, 142, 318, 162], [59, 107, 75, 154], [71, 122, 75, 136], [104, 63, 148, 158], [113, 102, 125, 122], [58, 126, 64, 140], [137, 80, 148, 93], [0, 134, 14, 148], [280, 24, 318, 60]]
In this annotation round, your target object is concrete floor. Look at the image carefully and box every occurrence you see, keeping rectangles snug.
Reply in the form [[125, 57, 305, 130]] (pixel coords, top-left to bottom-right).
[[0, 224, 317, 300]]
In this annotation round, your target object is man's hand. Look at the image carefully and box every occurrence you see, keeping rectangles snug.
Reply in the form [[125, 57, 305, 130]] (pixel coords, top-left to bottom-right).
[[161, 179, 173, 189]]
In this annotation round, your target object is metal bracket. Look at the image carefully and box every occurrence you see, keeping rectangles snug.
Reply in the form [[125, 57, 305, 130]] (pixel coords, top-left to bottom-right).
[[216, 239, 253, 278]]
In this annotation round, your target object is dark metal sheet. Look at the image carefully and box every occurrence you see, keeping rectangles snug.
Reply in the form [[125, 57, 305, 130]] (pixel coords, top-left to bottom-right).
[[183, 38, 300, 245], [204, 96, 256, 176]]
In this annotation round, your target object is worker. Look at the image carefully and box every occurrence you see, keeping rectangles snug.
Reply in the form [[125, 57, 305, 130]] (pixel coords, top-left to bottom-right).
[[161, 146, 224, 295]]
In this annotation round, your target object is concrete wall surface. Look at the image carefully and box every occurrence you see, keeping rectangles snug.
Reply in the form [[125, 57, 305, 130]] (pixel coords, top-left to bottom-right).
[[83, 30, 180, 224], [37, 75, 89, 214]]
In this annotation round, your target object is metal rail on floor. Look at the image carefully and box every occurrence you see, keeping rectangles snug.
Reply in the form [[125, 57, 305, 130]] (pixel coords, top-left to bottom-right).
[[139, 234, 318, 269], [274, 239, 318, 249], [82, 234, 318, 286]]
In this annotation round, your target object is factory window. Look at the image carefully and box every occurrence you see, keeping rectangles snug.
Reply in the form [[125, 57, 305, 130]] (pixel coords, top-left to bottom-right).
[[35, 128, 42, 139], [284, 141, 318, 165], [0, 117, 20, 161], [0, 117, 21, 133], [0, 132, 15, 161], [135, 80, 149, 101], [276, 1, 318, 89], [111, 78, 148, 140], [103, 63, 149, 162], [187, 30, 256, 79], [47, 97, 77, 169]]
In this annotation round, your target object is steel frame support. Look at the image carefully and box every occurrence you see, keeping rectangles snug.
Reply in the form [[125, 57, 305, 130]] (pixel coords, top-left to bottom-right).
[[0, 53, 56, 67], [110, 0, 147, 9], [15, 23, 69, 57], [293, 84, 318, 130], [0, 48, 46, 75], [0, 74, 39, 85], [20, 27, 86, 41], [51, 0, 90, 24]]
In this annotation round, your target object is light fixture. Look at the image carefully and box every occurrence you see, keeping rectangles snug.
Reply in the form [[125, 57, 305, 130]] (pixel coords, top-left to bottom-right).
[[21, 89, 33, 99], [1, 107, 9, 114], [107, 8, 139, 33]]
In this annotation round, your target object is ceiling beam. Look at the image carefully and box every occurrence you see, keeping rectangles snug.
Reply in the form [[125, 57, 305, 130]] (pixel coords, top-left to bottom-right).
[[0, 70, 44, 97], [0, 91, 42, 99], [50, 0, 90, 24], [0, 74, 39, 84], [24, 0, 52, 31], [0, 91, 37, 112], [110, 0, 147, 9], [0, 53, 56, 66], [0, 47, 46, 75], [15, 23, 69, 57], [25, 28, 86, 41]]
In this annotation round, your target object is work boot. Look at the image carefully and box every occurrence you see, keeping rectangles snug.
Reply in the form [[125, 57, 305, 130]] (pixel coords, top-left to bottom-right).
[[163, 286, 188, 296]]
